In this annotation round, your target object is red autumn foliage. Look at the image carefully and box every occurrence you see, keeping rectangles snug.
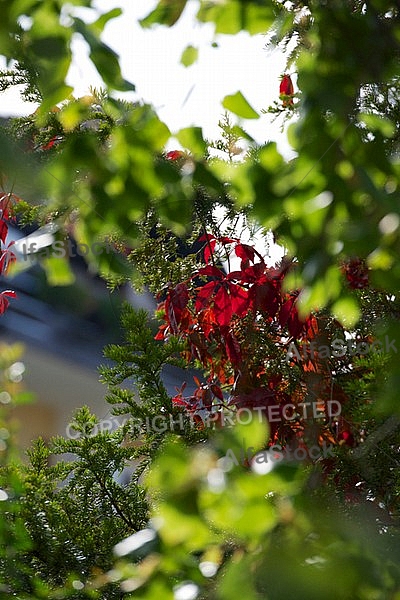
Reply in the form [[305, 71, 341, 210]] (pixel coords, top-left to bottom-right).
[[166, 150, 185, 161], [0, 188, 18, 315], [156, 236, 328, 445], [154, 233, 377, 463], [0, 219, 8, 245], [0, 241, 16, 275], [342, 257, 369, 289], [0, 290, 17, 315], [40, 135, 63, 151]]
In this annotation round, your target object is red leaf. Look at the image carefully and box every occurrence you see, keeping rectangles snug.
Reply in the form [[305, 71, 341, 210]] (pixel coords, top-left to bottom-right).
[[198, 233, 216, 264], [41, 135, 63, 151], [249, 278, 280, 315], [289, 316, 305, 340], [219, 236, 237, 245], [199, 234, 238, 263], [279, 295, 294, 325], [227, 282, 249, 318], [172, 395, 189, 407], [0, 220, 8, 244], [195, 280, 219, 312], [226, 270, 243, 280], [1, 290, 16, 298], [0, 192, 14, 221], [213, 286, 232, 327], [166, 150, 184, 161], [203, 241, 216, 264], [165, 283, 189, 333], [279, 294, 305, 338], [224, 331, 242, 365], [211, 384, 224, 401], [154, 322, 168, 340], [197, 265, 225, 279], [240, 262, 266, 283], [234, 243, 263, 269], [199, 234, 237, 245], [342, 257, 369, 289], [198, 233, 215, 243], [196, 307, 216, 340], [0, 242, 16, 275], [0, 290, 16, 315]]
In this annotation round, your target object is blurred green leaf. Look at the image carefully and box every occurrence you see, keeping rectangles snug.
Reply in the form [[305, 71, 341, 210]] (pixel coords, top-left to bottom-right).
[[91, 8, 123, 34], [176, 126, 207, 156], [41, 255, 75, 286], [217, 555, 260, 600], [140, 0, 188, 27], [357, 112, 395, 138], [199, 476, 277, 539], [197, 1, 274, 35], [222, 91, 259, 119], [73, 18, 135, 91], [331, 294, 361, 328], [180, 45, 198, 67]]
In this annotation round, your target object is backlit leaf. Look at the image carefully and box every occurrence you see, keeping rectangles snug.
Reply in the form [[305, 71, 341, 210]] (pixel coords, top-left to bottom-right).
[[180, 45, 198, 67], [140, 0, 188, 28], [222, 91, 259, 120], [176, 126, 207, 157]]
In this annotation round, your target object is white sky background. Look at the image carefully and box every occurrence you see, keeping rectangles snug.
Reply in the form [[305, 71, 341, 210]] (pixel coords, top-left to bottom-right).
[[0, 0, 294, 157]]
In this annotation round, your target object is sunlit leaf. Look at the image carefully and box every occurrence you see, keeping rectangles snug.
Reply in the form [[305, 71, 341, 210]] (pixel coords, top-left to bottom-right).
[[222, 91, 259, 119], [176, 126, 207, 156], [140, 0, 188, 27], [91, 8, 122, 34], [357, 112, 395, 138], [197, 1, 274, 35], [180, 45, 198, 67], [331, 295, 361, 328], [73, 18, 135, 91], [41, 256, 75, 286]]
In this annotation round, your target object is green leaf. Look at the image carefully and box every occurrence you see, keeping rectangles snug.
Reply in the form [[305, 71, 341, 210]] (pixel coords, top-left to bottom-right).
[[197, 1, 274, 35], [218, 556, 260, 600], [139, 579, 174, 600], [331, 295, 361, 328], [193, 162, 225, 195], [231, 124, 255, 142], [180, 45, 198, 67], [140, 0, 188, 28], [357, 113, 395, 138], [233, 417, 269, 453], [222, 91, 259, 120], [38, 84, 74, 115], [176, 126, 206, 157], [157, 189, 192, 235], [91, 8, 123, 34], [41, 256, 75, 286], [73, 18, 135, 91], [200, 484, 277, 539], [157, 501, 215, 549]]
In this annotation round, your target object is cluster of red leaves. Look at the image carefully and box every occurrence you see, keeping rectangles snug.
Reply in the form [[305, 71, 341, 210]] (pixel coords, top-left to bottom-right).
[[0, 188, 17, 315], [342, 257, 369, 289], [155, 235, 365, 458], [157, 236, 316, 421]]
